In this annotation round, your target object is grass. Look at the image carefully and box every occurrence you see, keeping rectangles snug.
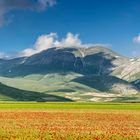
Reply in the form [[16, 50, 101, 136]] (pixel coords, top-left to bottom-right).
[[0, 74, 140, 102], [0, 102, 140, 110]]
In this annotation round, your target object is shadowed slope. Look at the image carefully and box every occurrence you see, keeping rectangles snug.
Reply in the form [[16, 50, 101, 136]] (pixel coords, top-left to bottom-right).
[[0, 47, 126, 77], [72, 75, 138, 94], [0, 83, 73, 102]]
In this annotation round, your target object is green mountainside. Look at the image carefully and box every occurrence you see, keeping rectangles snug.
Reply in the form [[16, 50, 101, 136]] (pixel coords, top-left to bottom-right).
[[0, 46, 140, 102]]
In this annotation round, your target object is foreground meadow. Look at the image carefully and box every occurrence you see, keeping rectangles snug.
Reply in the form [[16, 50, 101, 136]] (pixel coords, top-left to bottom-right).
[[0, 103, 140, 140]]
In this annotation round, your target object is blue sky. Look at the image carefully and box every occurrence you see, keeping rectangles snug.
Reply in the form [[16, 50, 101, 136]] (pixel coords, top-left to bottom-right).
[[0, 0, 140, 58]]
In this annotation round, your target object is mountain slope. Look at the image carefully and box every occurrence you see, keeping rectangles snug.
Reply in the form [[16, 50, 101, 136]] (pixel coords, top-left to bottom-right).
[[0, 82, 72, 102], [0, 46, 139, 102], [0, 72, 139, 102], [112, 57, 140, 90], [0, 46, 129, 76]]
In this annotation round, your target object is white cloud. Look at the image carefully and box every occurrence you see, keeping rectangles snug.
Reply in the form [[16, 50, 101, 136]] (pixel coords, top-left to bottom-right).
[[133, 34, 140, 44], [0, 32, 109, 58], [0, 52, 9, 59], [19, 33, 57, 56], [0, 52, 5, 58], [19, 32, 82, 57], [0, 0, 56, 27], [37, 0, 57, 11], [57, 33, 81, 47], [18, 32, 109, 57]]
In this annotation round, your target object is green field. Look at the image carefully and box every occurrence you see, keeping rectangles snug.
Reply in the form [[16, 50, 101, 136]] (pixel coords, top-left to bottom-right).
[[0, 102, 140, 110]]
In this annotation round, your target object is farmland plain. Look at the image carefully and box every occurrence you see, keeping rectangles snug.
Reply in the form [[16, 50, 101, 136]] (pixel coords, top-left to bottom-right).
[[0, 102, 139, 139]]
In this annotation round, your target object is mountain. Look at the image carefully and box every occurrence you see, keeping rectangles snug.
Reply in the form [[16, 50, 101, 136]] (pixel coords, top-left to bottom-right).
[[116, 58, 140, 81], [0, 46, 140, 102], [0, 46, 129, 76]]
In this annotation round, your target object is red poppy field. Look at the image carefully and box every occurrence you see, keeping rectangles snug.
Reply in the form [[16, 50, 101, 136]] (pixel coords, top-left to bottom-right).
[[0, 108, 140, 140]]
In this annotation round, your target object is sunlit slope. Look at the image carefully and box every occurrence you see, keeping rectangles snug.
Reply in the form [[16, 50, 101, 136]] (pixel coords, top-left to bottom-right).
[[0, 72, 140, 102]]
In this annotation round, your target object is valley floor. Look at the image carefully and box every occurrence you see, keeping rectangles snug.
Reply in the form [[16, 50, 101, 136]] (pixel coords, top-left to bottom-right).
[[0, 103, 139, 139]]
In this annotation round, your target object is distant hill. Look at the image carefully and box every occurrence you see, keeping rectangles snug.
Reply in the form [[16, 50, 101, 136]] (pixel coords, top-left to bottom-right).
[[0, 46, 140, 102]]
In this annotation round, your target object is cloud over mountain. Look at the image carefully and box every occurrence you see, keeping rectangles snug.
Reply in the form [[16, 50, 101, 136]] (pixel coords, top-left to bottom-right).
[[19, 32, 82, 57], [18, 32, 110, 57], [0, 32, 109, 59]]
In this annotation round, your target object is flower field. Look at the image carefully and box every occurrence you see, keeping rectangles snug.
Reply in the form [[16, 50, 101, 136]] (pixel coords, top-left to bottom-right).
[[0, 109, 140, 140]]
